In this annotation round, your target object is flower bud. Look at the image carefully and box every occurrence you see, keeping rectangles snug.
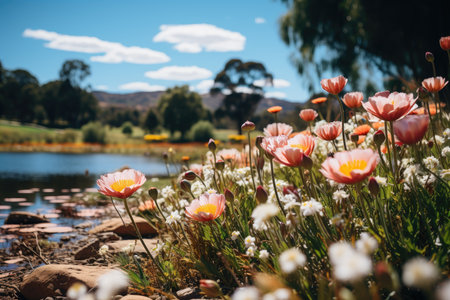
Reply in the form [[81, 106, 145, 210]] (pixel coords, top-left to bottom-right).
[[224, 189, 234, 202], [350, 133, 359, 143], [215, 159, 225, 171], [428, 140, 434, 148], [199, 279, 222, 298], [302, 155, 313, 170], [180, 179, 191, 193], [184, 171, 196, 181], [255, 186, 268, 203], [148, 187, 158, 200], [208, 138, 216, 152], [416, 86, 429, 100], [373, 130, 385, 147], [162, 152, 168, 160], [425, 52, 434, 62], [241, 120, 255, 132], [368, 177, 379, 197]]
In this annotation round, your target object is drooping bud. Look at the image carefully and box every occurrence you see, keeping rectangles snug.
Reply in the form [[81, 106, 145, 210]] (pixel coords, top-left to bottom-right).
[[215, 159, 225, 171], [255, 136, 264, 153], [148, 187, 158, 200], [184, 171, 196, 181], [417, 86, 429, 100], [208, 138, 216, 152], [255, 186, 268, 203], [256, 156, 265, 170], [199, 279, 222, 298], [302, 155, 313, 170], [224, 189, 234, 202], [180, 180, 191, 193], [241, 120, 255, 132], [162, 152, 169, 160], [428, 140, 434, 148], [368, 177, 379, 197], [373, 130, 385, 147], [425, 52, 434, 62]]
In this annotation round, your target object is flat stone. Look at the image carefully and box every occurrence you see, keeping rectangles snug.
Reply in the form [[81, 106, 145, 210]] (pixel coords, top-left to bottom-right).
[[89, 217, 157, 238], [105, 239, 158, 255], [4, 211, 49, 225], [121, 295, 153, 300], [176, 287, 199, 300], [74, 240, 100, 260], [19, 264, 112, 300]]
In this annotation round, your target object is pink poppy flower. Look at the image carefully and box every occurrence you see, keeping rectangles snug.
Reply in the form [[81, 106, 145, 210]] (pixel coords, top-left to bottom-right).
[[299, 109, 319, 122], [440, 36, 450, 51], [315, 122, 342, 141], [422, 76, 448, 93], [185, 192, 226, 222], [342, 92, 364, 108], [320, 149, 379, 184], [97, 169, 146, 199], [287, 133, 315, 156], [362, 92, 417, 121], [394, 115, 430, 145], [320, 75, 348, 95], [261, 135, 289, 157], [263, 123, 293, 137], [189, 163, 203, 177], [272, 145, 305, 167]]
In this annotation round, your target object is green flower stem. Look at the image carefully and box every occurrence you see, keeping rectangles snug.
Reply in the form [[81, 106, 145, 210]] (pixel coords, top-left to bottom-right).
[[388, 121, 399, 182], [247, 132, 257, 192], [269, 158, 286, 216], [123, 198, 169, 281], [335, 94, 348, 151], [110, 196, 126, 226], [384, 122, 395, 181]]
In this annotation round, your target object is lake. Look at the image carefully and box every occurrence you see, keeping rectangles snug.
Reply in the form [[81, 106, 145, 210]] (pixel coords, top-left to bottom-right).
[[0, 152, 174, 227]]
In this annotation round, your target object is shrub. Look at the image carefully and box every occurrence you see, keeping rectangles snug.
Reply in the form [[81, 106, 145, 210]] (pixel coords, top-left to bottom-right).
[[81, 121, 106, 144], [56, 129, 79, 143], [121, 121, 133, 136], [188, 120, 215, 142]]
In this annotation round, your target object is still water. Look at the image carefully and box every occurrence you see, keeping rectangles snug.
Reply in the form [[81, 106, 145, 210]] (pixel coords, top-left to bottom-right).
[[0, 152, 173, 226]]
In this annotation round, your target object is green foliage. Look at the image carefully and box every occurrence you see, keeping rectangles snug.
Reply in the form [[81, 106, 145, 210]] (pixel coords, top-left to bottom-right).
[[59, 59, 91, 87], [158, 85, 207, 138], [212, 59, 273, 133], [188, 120, 215, 142], [278, 0, 450, 92], [121, 121, 133, 136], [143, 109, 160, 132], [81, 121, 106, 144]]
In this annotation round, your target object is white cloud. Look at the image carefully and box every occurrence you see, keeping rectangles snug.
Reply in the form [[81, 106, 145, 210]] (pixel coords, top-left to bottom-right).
[[255, 17, 266, 24], [254, 78, 291, 88], [145, 66, 212, 81], [195, 79, 214, 93], [119, 82, 166, 92], [23, 29, 170, 64], [265, 91, 287, 99], [235, 86, 255, 94], [95, 85, 109, 91], [153, 24, 246, 53]]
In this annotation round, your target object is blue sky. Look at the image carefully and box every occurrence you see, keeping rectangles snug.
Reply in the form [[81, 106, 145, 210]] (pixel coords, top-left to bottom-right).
[[0, 0, 315, 102]]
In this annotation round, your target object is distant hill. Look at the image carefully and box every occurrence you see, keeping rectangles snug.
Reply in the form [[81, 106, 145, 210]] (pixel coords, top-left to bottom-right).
[[93, 91, 303, 114]]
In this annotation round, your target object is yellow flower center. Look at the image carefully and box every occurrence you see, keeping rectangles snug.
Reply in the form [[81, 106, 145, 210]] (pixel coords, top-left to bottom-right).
[[290, 144, 308, 151], [339, 160, 368, 177], [195, 204, 217, 215], [110, 179, 135, 192]]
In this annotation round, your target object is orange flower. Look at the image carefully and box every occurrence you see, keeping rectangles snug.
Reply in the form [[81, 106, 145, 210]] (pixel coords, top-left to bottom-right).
[[320, 75, 348, 95], [267, 106, 282, 113], [372, 121, 384, 130], [440, 36, 450, 51], [311, 97, 327, 104], [182, 156, 190, 162], [185, 192, 226, 222], [299, 109, 318, 122], [353, 125, 371, 136], [357, 135, 365, 145], [139, 200, 156, 212], [320, 149, 379, 184], [394, 115, 429, 145], [422, 77, 448, 93], [342, 92, 363, 108], [97, 169, 147, 199]]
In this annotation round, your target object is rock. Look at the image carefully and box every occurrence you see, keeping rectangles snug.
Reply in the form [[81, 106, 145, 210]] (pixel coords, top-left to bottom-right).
[[4, 212, 49, 225], [105, 239, 158, 255], [176, 287, 199, 300], [74, 240, 100, 260], [89, 217, 157, 238], [96, 232, 121, 242], [121, 295, 153, 300], [19, 264, 111, 300], [75, 221, 94, 229]]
